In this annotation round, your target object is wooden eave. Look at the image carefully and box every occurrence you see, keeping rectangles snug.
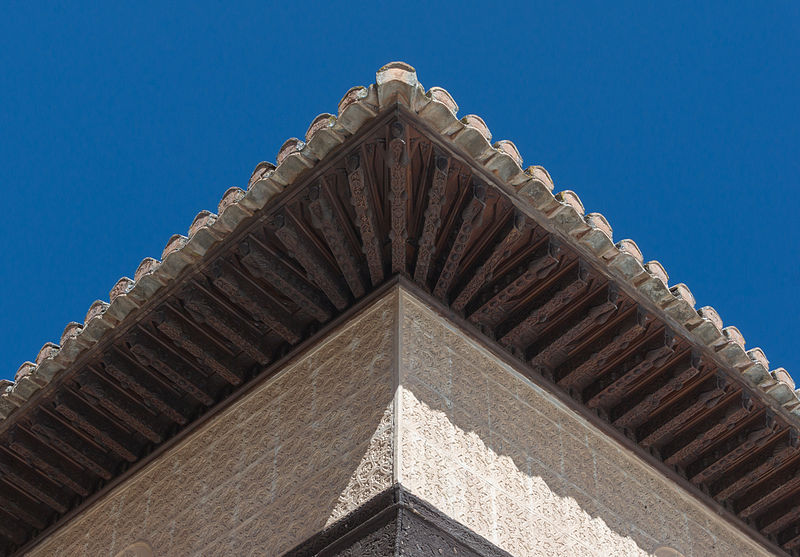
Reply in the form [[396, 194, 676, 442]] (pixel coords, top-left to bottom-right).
[[4, 63, 799, 556]]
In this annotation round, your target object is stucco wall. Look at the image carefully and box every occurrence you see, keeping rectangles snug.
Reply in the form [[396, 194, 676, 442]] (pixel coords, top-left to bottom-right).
[[397, 290, 772, 557], [27, 291, 397, 557], [27, 287, 773, 556]]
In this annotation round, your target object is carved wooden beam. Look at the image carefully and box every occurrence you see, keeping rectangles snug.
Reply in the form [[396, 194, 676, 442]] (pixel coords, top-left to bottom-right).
[[308, 185, 366, 299], [347, 153, 384, 286], [414, 153, 449, 287], [762, 503, 800, 536], [715, 436, 800, 502], [529, 296, 619, 378], [612, 358, 703, 431], [557, 311, 650, 392], [586, 332, 676, 411], [273, 213, 350, 310], [783, 532, 800, 551], [127, 332, 214, 406], [388, 121, 410, 276], [452, 212, 529, 313], [690, 417, 779, 485], [0, 452, 70, 514], [0, 509, 28, 546], [30, 413, 116, 481], [0, 481, 49, 530], [664, 395, 756, 467], [104, 351, 192, 425], [468, 242, 561, 329], [238, 239, 332, 323], [499, 266, 592, 350], [740, 472, 800, 520], [183, 287, 272, 365], [8, 427, 92, 497], [79, 379, 163, 444], [410, 141, 434, 240], [210, 261, 301, 346], [156, 310, 242, 386], [433, 183, 486, 300], [638, 376, 732, 449], [54, 391, 139, 462]]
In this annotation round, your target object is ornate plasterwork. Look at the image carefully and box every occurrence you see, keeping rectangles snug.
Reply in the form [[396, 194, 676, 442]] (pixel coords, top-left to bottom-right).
[[24, 287, 777, 556], [26, 292, 397, 557], [396, 290, 773, 557]]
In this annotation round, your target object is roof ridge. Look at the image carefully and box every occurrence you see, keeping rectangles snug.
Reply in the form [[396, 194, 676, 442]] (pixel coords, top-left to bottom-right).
[[2, 60, 795, 427]]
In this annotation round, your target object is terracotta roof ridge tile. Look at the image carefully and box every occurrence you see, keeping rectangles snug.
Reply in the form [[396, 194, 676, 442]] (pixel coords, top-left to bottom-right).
[[3, 59, 794, 430]]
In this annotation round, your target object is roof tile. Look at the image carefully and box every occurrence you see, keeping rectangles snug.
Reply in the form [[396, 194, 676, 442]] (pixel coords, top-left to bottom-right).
[[110, 277, 135, 302], [276, 138, 305, 165], [248, 161, 275, 190], [427, 86, 458, 114], [742, 348, 769, 385], [240, 175, 283, 212], [417, 94, 460, 133], [723, 325, 745, 349], [493, 140, 523, 167], [452, 118, 494, 160], [670, 283, 696, 308], [609, 250, 647, 282], [616, 239, 643, 263], [162, 234, 188, 259], [305, 115, 345, 161], [218, 187, 245, 215], [551, 202, 590, 237], [585, 212, 613, 241], [336, 85, 378, 134], [764, 378, 795, 405], [773, 367, 795, 390], [134, 257, 161, 282], [59, 322, 83, 346], [484, 149, 523, 183], [644, 260, 669, 286], [35, 343, 59, 366], [698, 306, 723, 331], [32, 358, 65, 383], [13, 377, 41, 400], [14, 362, 35, 383], [556, 190, 585, 215], [188, 210, 217, 238], [375, 61, 422, 108], [517, 178, 559, 213]]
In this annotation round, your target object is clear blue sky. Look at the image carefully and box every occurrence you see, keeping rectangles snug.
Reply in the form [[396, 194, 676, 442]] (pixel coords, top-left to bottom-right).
[[0, 3, 797, 381]]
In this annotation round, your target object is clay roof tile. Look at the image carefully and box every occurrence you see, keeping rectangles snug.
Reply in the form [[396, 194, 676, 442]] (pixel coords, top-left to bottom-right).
[[59, 322, 83, 345], [84, 300, 109, 324], [35, 342, 59, 366]]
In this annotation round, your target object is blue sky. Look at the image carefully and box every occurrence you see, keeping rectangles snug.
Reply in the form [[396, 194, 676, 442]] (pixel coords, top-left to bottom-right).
[[0, 3, 797, 381]]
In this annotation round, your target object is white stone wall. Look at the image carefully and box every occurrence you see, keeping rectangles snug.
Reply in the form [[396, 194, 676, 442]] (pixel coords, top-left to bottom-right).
[[27, 287, 773, 556], [397, 290, 772, 557], [27, 292, 397, 557]]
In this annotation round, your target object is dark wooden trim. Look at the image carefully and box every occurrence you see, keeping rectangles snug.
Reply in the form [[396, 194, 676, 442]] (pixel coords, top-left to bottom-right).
[[286, 484, 513, 557]]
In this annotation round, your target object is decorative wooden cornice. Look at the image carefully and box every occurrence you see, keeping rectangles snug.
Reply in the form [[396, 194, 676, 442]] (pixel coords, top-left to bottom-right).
[[2, 63, 798, 555]]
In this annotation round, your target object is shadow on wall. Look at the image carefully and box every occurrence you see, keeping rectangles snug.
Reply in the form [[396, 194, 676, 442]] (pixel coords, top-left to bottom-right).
[[144, 294, 398, 556], [398, 292, 758, 557]]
